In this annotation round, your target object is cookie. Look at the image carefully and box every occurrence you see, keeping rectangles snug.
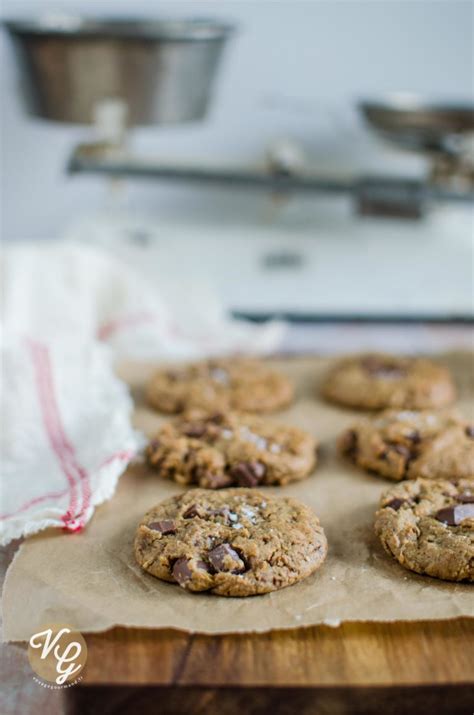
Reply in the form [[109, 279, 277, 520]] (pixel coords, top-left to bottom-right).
[[146, 358, 293, 414], [322, 353, 456, 410], [147, 410, 317, 488], [375, 478, 474, 581], [339, 410, 474, 482], [134, 488, 328, 596]]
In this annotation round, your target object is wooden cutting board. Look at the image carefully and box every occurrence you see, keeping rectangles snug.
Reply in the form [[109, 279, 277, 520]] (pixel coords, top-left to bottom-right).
[[69, 620, 474, 714]]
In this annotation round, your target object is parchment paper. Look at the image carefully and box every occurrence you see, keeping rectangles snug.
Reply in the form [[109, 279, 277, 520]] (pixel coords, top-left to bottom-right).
[[3, 354, 473, 641]]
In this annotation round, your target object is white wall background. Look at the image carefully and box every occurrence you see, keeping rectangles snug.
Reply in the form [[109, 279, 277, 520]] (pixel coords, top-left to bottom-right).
[[1, 0, 473, 241]]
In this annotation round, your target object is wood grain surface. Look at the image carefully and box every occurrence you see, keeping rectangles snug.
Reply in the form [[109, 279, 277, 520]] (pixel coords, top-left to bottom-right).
[[65, 621, 474, 714], [82, 621, 474, 687]]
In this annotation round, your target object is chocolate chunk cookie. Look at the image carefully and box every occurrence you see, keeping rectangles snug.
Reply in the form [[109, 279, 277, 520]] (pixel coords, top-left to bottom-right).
[[375, 479, 474, 581], [147, 411, 317, 488], [322, 353, 456, 410], [339, 410, 474, 482], [134, 489, 328, 596], [146, 358, 293, 414]]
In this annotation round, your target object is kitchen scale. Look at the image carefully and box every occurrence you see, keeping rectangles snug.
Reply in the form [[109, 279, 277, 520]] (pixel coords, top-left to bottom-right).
[[5, 16, 474, 322]]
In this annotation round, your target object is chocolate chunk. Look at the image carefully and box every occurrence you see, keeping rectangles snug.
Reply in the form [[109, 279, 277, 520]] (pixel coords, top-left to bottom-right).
[[385, 498, 407, 511], [196, 560, 211, 573], [172, 557, 193, 584], [148, 520, 176, 535], [457, 492, 474, 504], [201, 472, 233, 489], [465, 426, 474, 438], [340, 429, 358, 458], [183, 424, 207, 438], [206, 413, 225, 425], [183, 448, 196, 464], [147, 440, 166, 468], [230, 461, 266, 487], [434, 507, 457, 526], [407, 430, 421, 444], [385, 443, 416, 475], [435, 504, 474, 526], [183, 504, 201, 519], [208, 543, 244, 573], [147, 441, 165, 465]]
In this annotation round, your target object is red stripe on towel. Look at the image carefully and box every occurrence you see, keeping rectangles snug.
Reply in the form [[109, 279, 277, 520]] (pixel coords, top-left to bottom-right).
[[27, 340, 90, 531], [97, 312, 156, 341], [0, 450, 134, 521]]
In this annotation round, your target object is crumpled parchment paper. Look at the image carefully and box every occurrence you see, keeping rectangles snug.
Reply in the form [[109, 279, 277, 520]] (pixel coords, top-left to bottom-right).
[[3, 354, 473, 641]]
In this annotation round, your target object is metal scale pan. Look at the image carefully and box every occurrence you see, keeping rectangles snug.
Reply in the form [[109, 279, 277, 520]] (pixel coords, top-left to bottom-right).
[[4, 16, 235, 125], [359, 95, 474, 165]]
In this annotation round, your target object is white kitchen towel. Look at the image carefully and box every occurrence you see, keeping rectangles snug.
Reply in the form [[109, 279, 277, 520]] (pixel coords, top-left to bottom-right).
[[0, 241, 283, 544], [1, 240, 283, 359], [0, 337, 142, 544]]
